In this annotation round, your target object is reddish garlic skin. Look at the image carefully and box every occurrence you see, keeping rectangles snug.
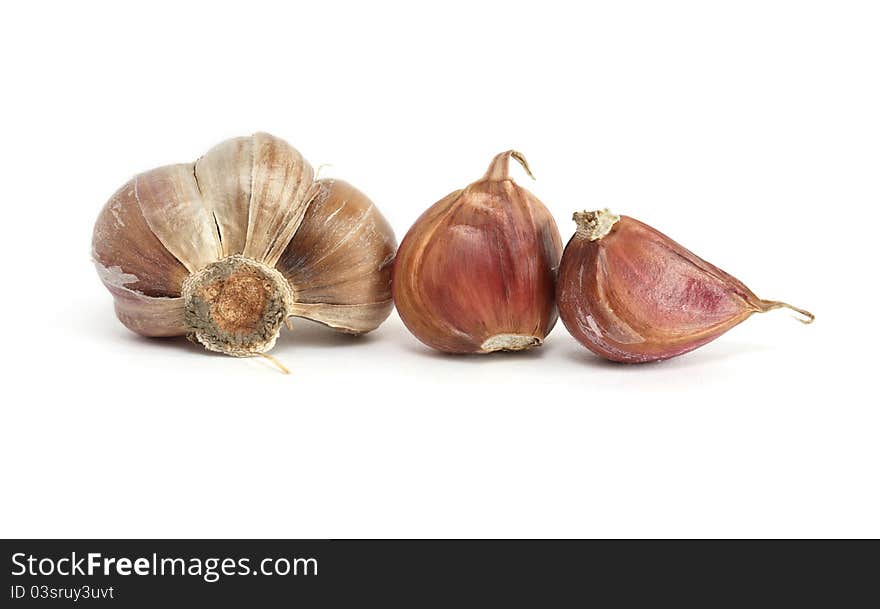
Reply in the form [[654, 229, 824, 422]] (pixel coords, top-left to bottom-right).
[[557, 214, 801, 363], [392, 152, 563, 353]]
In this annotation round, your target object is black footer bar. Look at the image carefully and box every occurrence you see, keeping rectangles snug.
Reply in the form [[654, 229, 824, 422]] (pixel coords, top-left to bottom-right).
[[1, 539, 875, 606]]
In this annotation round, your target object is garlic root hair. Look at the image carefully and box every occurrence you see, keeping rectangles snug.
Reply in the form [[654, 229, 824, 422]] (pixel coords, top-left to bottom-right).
[[255, 352, 290, 374]]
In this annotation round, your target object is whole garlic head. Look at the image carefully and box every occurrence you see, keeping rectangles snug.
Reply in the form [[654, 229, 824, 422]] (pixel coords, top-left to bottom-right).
[[92, 132, 397, 357]]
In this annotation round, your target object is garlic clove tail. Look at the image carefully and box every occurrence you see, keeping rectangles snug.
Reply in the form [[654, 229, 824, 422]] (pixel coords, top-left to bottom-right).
[[481, 150, 535, 182], [757, 300, 815, 324]]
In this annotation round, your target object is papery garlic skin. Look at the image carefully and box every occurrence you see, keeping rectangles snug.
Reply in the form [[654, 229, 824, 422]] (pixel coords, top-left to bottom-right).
[[92, 133, 396, 356], [557, 209, 813, 363], [277, 178, 396, 333], [392, 151, 563, 353]]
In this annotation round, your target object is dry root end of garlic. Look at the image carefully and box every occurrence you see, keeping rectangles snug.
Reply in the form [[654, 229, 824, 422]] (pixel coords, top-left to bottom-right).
[[573, 209, 620, 241], [480, 334, 543, 353], [182, 255, 294, 356]]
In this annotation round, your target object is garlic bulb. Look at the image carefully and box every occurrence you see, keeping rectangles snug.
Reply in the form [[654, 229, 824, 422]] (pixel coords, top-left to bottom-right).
[[92, 133, 397, 357]]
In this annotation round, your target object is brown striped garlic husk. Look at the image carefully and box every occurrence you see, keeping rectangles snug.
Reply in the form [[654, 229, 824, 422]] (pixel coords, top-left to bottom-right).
[[92, 133, 396, 357]]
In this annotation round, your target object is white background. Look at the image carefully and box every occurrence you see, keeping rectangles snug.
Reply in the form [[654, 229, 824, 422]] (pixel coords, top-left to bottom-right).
[[1, 1, 877, 538]]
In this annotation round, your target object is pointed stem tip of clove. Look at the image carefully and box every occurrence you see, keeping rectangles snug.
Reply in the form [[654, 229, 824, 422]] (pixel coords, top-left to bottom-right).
[[573, 209, 620, 241], [759, 300, 815, 324], [483, 150, 535, 182]]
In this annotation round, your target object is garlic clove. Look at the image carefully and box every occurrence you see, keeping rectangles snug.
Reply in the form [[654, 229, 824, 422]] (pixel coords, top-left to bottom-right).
[[243, 132, 316, 267], [92, 180, 189, 297], [557, 209, 814, 362], [194, 136, 253, 257], [276, 179, 396, 334], [135, 163, 223, 273], [392, 151, 563, 354], [105, 284, 186, 337]]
